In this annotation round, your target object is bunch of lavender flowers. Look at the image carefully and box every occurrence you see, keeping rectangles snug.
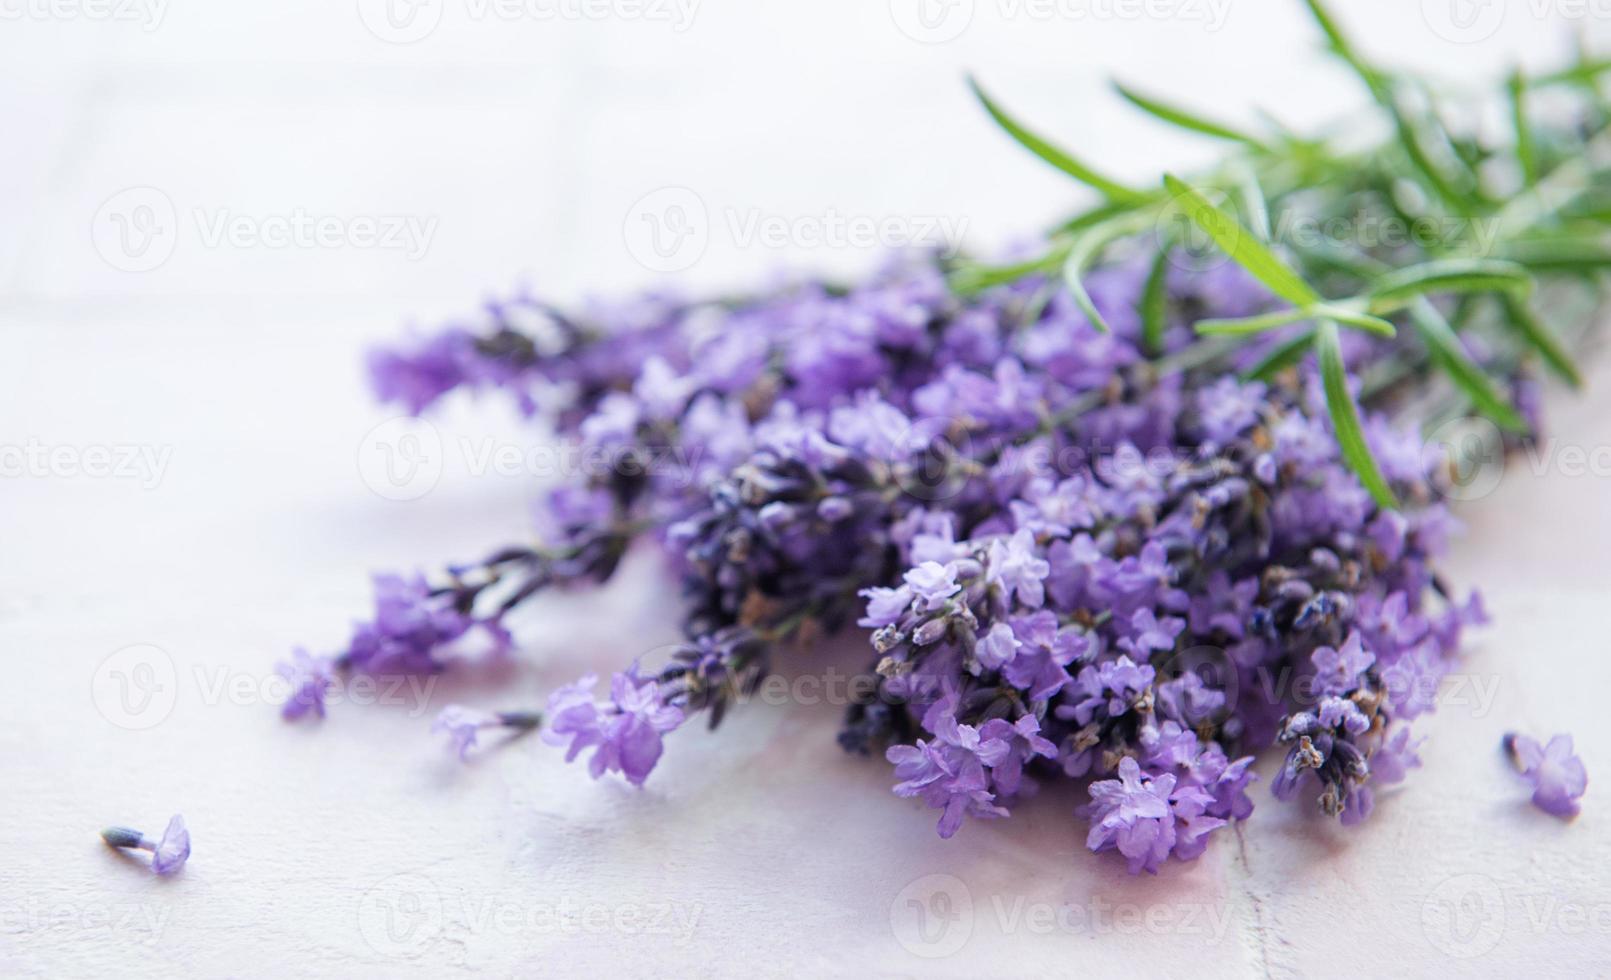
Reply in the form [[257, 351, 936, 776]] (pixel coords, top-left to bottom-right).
[[286, 1, 1605, 873]]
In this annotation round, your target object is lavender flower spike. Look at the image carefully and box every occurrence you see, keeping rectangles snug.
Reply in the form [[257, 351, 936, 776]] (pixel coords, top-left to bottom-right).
[[432, 705, 542, 761], [101, 815, 190, 875], [1504, 733, 1588, 819]]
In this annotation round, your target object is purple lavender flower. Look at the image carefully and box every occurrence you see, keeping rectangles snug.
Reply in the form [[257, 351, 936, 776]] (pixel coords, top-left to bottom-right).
[[543, 671, 686, 786], [904, 561, 961, 612], [1369, 726, 1423, 785], [432, 705, 542, 761], [306, 54, 1611, 870], [887, 708, 1013, 838], [976, 714, 1058, 796], [1311, 632, 1374, 696], [101, 815, 190, 876], [1084, 758, 1181, 874], [341, 572, 515, 678], [369, 330, 474, 415], [1066, 656, 1156, 727], [1118, 608, 1185, 656], [986, 529, 1052, 608], [1505, 733, 1588, 818], [275, 648, 335, 720]]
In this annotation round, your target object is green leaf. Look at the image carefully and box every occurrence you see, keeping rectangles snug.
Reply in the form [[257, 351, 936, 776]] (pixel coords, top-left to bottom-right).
[[1196, 307, 1313, 336], [1301, 0, 1478, 212], [1500, 238, 1611, 273], [1509, 69, 1539, 186], [1063, 234, 1115, 333], [951, 250, 1064, 294], [1316, 321, 1399, 509], [1407, 299, 1528, 432], [1301, 0, 1372, 78], [1243, 326, 1316, 381], [1322, 305, 1400, 337], [1498, 293, 1583, 387], [1051, 200, 1137, 235], [1233, 164, 1272, 241], [969, 77, 1147, 204], [1139, 244, 1173, 355], [1163, 174, 1322, 307], [1113, 81, 1267, 149], [1366, 259, 1534, 310], [1197, 303, 1394, 338], [1533, 57, 1611, 89]]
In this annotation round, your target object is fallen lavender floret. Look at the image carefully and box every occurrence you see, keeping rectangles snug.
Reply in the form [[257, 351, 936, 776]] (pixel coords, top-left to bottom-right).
[[1504, 733, 1589, 819], [101, 815, 190, 875], [287, 2, 1610, 873], [432, 706, 543, 761]]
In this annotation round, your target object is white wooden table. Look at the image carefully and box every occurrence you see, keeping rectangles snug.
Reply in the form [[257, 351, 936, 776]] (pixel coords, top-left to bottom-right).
[[2, 2, 1608, 975]]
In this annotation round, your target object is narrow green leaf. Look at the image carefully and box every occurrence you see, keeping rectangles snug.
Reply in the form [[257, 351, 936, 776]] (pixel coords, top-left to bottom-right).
[[1113, 81, 1267, 148], [969, 77, 1147, 204], [1196, 307, 1312, 336], [1533, 57, 1611, 88], [1163, 174, 1322, 307], [1407, 299, 1528, 432], [1316, 321, 1399, 509], [1205, 303, 1391, 336], [1063, 235, 1114, 333], [1301, 0, 1477, 212], [1498, 293, 1583, 387], [1366, 259, 1534, 309], [1508, 69, 1539, 186], [1233, 164, 1272, 241], [1301, 0, 1370, 77], [1051, 200, 1137, 235], [951, 250, 1064, 294], [1139, 244, 1173, 355], [1197, 303, 1394, 339], [1500, 238, 1611, 273], [1321, 305, 1399, 338], [1243, 326, 1316, 381]]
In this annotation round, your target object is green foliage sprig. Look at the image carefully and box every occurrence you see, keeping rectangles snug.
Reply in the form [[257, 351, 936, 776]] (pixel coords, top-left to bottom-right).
[[959, 0, 1610, 509]]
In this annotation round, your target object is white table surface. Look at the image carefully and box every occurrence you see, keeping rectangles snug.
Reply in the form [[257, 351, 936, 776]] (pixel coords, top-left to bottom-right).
[[3, 2, 1610, 976]]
